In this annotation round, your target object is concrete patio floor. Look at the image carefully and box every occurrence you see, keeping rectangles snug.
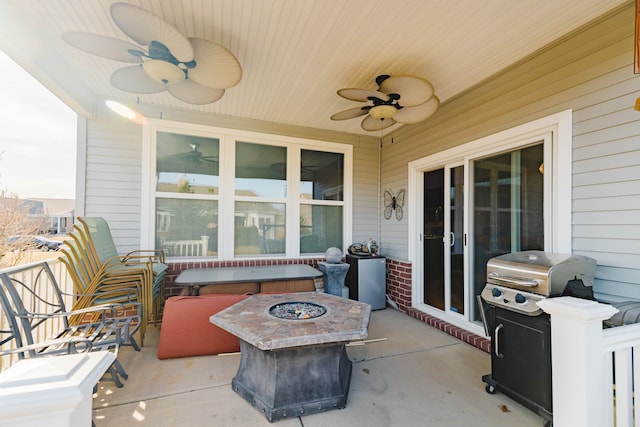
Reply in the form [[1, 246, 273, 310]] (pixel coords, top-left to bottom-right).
[[92, 308, 545, 426]]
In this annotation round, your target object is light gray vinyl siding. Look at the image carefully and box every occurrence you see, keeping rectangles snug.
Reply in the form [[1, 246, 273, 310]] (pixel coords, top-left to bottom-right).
[[351, 139, 381, 245], [379, 139, 413, 259], [81, 111, 144, 253], [380, 2, 640, 301]]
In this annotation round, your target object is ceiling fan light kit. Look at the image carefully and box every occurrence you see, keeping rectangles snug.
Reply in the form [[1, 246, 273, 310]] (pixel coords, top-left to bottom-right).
[[63, 2, 242, 105], [331, 74, 440, 131], [369, 104, 397, 120], [142, 59, 185, 85]]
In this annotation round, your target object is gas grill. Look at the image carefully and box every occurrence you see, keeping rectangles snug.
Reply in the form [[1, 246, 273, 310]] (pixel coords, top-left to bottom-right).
[[480, 250, 597, 426], [481, 250, 597, 315]]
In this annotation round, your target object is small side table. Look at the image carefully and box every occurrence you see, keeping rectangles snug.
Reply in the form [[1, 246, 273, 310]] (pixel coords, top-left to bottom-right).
[[318, 262, 350, 297]]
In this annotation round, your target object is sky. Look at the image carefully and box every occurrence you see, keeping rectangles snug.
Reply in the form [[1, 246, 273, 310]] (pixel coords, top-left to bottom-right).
[[0, 50, 77, 199]]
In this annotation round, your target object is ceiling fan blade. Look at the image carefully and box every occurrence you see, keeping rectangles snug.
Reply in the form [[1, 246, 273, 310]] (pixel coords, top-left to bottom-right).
[[330, 107, 369, 121], [337, 88, 390, 103], [201, 157, 219, 164], [379, 75, 434, 107], [62, 32, 142, 63], [188, 38, 242, 89], [166, 79, 225, 104], [110, 65, 166, 93], [361, 115, 395, 131], [110, 2, 194, 63], [393, 96, 440, 124]]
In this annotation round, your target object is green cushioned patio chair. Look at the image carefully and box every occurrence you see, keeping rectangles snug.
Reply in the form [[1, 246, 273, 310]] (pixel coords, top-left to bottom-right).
[[75, 217, 167, 327]]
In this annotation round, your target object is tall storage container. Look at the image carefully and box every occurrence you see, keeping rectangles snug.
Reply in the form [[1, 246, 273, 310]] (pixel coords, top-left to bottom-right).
[[345, 254, 386, 310]]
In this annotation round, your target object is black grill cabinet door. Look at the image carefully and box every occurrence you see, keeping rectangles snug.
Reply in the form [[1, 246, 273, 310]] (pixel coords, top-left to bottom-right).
[[491, 306, 552, 413]]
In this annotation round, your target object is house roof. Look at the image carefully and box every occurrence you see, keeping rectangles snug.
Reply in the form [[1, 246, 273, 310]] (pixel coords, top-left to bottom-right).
[[0, 0, 628, 136], [26, 198, 74, 216]]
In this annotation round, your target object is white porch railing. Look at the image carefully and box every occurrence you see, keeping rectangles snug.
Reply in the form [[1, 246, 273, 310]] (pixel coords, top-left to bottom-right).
[[0, 259, 74, 372], [164, 235, 209, 257], [539, 297, 640, 427]]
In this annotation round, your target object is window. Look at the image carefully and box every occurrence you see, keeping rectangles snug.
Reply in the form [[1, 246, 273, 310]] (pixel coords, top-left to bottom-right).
[[156, 131, 220, 195], [299, 150, 344, 253], [155, 132, 219, 257], [145, 121, 352, 259], [234, 142, 288, 255]]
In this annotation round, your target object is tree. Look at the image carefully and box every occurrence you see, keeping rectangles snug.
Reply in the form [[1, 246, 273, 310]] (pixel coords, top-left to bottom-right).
[[0, 190, 46, 266]]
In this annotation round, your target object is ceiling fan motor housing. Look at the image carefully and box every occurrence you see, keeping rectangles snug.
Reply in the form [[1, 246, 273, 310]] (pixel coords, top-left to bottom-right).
[[331, 73, 440, 131]]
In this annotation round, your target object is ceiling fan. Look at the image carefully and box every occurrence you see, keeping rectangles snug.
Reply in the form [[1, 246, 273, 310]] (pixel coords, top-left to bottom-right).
[[62, 2, 242, 105], [330, 74, 439, 131], [163, 143, 219, 164]]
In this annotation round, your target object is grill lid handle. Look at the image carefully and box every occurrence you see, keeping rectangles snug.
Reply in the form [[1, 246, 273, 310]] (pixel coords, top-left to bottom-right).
[[488, 272, 540, 288]]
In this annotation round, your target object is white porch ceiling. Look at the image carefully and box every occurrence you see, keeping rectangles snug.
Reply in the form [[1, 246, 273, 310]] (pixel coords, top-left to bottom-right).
[[0, 0, 629, 136]]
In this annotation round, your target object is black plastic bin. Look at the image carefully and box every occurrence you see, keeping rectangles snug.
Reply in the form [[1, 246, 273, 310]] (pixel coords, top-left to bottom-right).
[[603, 301, 640, 328]]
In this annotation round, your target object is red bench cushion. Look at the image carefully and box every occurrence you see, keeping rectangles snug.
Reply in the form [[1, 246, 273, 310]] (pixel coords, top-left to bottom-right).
[[157, 294, 249, 360]]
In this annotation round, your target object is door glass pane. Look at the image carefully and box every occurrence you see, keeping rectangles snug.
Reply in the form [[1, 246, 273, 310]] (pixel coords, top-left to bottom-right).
[[156, 132, 219, 195], [300, 150, 344, 200], [450, 166, 464, 314], [300, 205, 343, 253], [424, 169, 445, 310], [471, 143, 544, 321], [235, 142, 287, 198], [235, 201, 285, 255], [156, 198, 218, 257]]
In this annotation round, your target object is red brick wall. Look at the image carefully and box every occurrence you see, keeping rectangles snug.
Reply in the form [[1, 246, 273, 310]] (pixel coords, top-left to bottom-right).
[[386, 258, 413, 312], [385, 257, 490, 353]]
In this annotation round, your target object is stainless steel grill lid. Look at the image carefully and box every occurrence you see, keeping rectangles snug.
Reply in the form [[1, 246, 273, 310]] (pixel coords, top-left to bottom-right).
[[482, 250, 597, 316], [486, 250, 596, 296]]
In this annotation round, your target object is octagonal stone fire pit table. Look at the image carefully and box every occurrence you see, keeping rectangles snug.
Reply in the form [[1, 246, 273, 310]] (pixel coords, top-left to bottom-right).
[[210, 292, 371, 422]]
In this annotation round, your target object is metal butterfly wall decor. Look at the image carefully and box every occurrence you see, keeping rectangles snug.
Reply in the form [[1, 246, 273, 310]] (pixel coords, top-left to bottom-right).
[[384, 189, 405, 220]]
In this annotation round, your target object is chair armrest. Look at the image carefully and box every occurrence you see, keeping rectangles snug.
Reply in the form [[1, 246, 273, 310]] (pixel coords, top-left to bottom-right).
[[0, 337, 93, 356], [124, 249, 166, 263], [18, 301, 135, 320], [101, 254, 152, 269], [63, 286, 141, 303]]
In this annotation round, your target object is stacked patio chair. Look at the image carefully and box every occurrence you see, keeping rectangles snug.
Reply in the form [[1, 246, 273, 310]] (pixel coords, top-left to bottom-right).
[[62, 217, 167, 342], [0, 262, 140, 387], [78, 217, 168, 321], [59, 237, 144, 349]]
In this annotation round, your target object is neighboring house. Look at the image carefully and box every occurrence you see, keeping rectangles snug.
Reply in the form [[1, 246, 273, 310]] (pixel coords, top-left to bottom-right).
[[0, 197, 74, 235], [0, 2, 638, 339], [27, 198, 75, 235]]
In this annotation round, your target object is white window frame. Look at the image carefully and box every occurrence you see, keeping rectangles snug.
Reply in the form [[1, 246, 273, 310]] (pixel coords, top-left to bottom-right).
[[407, 110, 572, 334], [141, 119, 353, 260]]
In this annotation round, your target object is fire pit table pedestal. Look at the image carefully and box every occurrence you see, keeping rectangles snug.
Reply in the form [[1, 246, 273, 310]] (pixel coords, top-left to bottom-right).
[[210, 292, 371, 422]]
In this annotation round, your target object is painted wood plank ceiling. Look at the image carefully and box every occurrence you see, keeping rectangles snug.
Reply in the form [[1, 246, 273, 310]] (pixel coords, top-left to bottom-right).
[[0, 0, 629, 136]]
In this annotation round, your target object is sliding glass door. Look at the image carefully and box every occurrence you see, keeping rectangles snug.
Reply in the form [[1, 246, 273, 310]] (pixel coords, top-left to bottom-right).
[[422, 143, 544, 324], [412, 111, 571, 333], [470, 143, 544, 322], [423, 165, 464, 315]]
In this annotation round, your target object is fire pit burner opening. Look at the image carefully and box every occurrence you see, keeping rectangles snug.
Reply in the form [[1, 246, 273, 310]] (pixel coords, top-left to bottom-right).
[[269, 301, 327, 320]]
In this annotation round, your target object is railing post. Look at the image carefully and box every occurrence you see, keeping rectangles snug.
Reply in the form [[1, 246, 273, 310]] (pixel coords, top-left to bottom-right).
[[537, 296, 618, 427], [0, 352, 115, 427]]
